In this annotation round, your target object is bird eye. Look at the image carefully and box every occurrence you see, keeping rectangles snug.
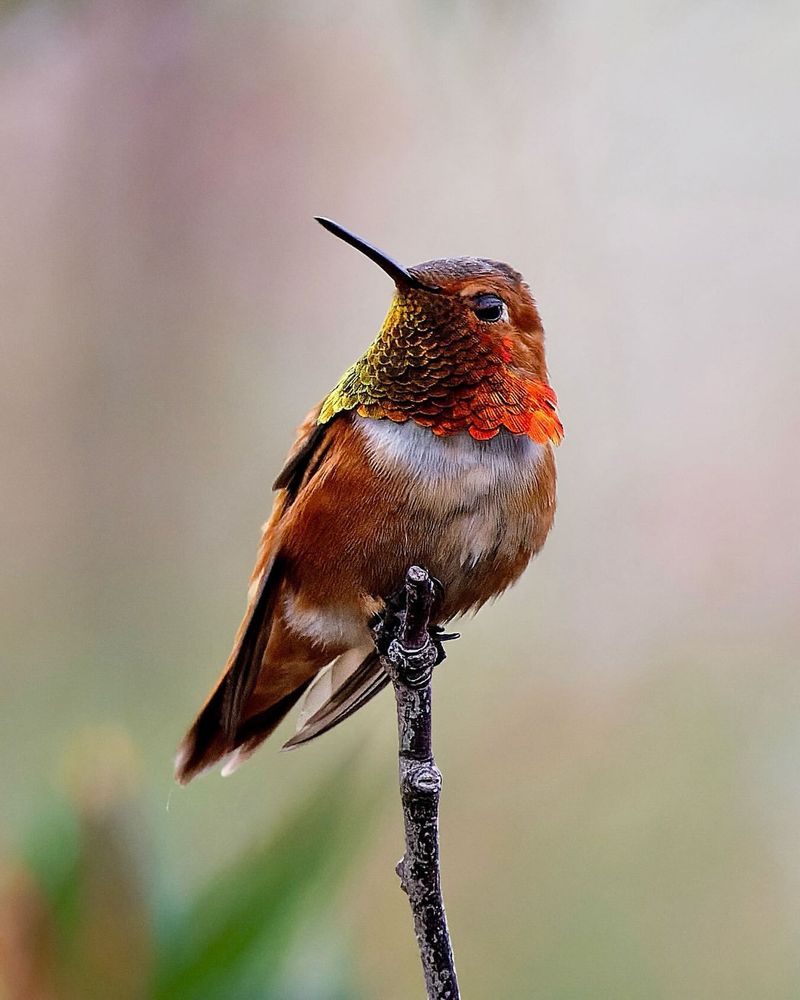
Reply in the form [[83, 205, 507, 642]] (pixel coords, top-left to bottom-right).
[[472, 293, 507, 323]]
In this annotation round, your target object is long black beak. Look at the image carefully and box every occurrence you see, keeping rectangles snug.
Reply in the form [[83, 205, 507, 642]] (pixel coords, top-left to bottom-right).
[[315, 217, 440, 292]]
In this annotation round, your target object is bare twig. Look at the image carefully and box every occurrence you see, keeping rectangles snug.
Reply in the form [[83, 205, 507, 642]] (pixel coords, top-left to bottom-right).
[[374, 565, 460, 1000]]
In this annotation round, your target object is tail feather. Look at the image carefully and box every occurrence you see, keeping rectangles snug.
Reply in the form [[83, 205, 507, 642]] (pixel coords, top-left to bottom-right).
[[219, 555, 284, 740], [175, 678, 311, 784], [282, 648, 388, 750], [175, 547, 291, 783]]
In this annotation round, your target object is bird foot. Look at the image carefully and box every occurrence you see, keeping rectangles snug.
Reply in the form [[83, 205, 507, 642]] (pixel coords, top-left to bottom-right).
[[370, 576, 459, 665]]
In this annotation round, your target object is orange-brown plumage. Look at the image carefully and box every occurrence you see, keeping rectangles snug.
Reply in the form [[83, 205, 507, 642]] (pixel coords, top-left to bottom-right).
[[176, 220, 562, 783]]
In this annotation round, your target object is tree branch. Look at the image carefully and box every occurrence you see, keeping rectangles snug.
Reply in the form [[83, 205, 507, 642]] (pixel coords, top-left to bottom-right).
[[374, 565, 460, 1000]]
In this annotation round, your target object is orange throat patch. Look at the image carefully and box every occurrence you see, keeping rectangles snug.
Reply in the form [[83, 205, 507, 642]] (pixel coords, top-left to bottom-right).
[[318, 291, 564, 445], [321, 367, 563, 445]]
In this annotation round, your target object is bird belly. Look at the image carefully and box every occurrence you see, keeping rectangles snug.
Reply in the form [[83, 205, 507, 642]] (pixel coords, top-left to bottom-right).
[[355, 416, 551, 611], [281, 591, 374, 651]]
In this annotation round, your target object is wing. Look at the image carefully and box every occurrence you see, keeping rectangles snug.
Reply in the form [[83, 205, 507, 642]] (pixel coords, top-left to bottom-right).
[[175, 404, 336, 782], [272, 419, 329, 495], [221, 405, 338, 733]]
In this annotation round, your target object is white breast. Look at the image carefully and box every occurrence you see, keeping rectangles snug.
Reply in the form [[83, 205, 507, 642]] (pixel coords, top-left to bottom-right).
[[355, 416, 545, 569], [356, 415, 543, 490]]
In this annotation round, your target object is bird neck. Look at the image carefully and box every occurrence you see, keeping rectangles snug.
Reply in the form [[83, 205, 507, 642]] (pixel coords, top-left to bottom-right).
[[319, 295, 563, 445]]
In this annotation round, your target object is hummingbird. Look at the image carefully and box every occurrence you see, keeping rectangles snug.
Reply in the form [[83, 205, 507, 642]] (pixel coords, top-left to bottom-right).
[[176, 218, 563, 783]]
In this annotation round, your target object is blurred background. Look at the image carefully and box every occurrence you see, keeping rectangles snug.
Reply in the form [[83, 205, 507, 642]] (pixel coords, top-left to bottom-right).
[[2, 1, 799, 996]]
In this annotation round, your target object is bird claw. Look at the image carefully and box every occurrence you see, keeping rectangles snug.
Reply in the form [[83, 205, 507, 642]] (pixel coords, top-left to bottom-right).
[[370, 578, 459, 664], [370, 588, 406, 655], [432, 626, 460, 643], [429, 624, 460, 665]]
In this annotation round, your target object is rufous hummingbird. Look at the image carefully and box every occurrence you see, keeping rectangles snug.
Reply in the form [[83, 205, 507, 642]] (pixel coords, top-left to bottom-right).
[[176, 218, 563, 783]]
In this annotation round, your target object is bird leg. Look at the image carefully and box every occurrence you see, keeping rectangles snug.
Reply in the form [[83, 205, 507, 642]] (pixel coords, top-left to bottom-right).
[[371, 574, 459, 668]]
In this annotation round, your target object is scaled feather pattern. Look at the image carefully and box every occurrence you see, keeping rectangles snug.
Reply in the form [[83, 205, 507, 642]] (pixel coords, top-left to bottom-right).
[[319, 265, 563, 445]]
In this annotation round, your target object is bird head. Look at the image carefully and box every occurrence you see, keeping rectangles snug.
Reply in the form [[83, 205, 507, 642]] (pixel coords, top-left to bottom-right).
[[316, 218, 562, 444]]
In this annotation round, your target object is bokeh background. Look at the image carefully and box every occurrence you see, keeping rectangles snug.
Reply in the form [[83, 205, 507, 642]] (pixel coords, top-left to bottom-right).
[[2, 1, 800, 997]]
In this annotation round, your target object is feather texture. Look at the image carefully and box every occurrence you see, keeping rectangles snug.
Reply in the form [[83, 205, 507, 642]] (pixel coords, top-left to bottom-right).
[[176, 250, 562, 782]]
